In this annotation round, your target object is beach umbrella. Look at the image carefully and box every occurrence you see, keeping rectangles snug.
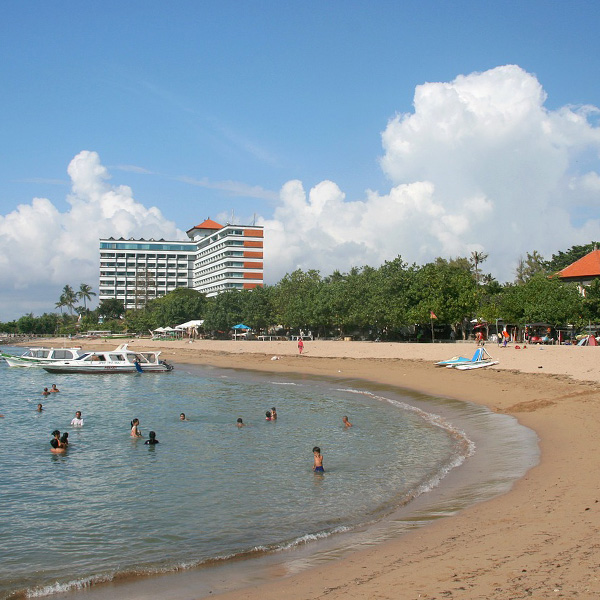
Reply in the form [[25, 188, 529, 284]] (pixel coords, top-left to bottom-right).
[[232, 323, 251, 330]]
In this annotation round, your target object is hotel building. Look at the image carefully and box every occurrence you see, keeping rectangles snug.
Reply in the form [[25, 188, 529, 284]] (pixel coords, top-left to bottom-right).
[[99, 219, 264, 310]]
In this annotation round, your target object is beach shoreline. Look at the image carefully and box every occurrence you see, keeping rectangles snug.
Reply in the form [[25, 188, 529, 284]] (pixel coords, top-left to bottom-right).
[[25, 339, 600, 598]]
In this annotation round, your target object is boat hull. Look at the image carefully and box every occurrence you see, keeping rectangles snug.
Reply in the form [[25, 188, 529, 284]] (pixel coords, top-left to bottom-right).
[[42, 363, 173, 374]]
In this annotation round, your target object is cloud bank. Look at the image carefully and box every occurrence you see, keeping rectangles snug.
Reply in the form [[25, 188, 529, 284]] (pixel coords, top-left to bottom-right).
[[0, 151, 182, 319], [262, 65, 600, 283], [2, 65, 600, 320]]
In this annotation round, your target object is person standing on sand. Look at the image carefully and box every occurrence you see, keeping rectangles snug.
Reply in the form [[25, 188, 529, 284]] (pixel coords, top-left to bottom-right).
[[298, 337, 304, 354]]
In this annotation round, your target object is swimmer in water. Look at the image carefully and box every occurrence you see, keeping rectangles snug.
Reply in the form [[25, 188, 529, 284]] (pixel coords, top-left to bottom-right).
[[49, 384, 59, 393], [37, 403, 43, 412], [50, 438, 65, 453], [270, 407, 277, 420], [71, 411, 83, 426], [145, 431, 159, 445], [42, 388, 50, 397], [313, 446, 324, 473], [60, 432, 69, 447], [236, 418, 245, 427], [51, 430, 66, 449], [265, 411, 272, 421], [179, 413, 188, 421], [342, 415, 352, 428], [131, 418, 142, 437]]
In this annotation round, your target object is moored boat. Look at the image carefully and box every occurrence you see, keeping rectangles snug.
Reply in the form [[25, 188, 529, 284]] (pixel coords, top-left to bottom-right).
[[1, 347, 87, 367], [41, 344, 173, 374]]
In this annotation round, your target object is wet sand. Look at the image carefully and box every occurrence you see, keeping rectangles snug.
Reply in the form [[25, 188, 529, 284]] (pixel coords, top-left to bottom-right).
[[40, 339, 600, 598]]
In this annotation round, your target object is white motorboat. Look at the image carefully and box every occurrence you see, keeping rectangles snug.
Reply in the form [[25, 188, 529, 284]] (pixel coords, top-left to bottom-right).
[[1, 347, 87, 367], [41, 344, 173, 374]]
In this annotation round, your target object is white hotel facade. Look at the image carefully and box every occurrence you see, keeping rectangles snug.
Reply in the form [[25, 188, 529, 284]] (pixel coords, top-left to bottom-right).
[[99, 219, 264, 310]]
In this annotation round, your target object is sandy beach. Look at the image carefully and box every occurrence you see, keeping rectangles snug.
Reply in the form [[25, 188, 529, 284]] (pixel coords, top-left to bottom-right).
[[38, 338, 600, 598]]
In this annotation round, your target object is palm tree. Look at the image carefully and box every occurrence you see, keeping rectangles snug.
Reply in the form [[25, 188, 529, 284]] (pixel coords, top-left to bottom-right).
[[55, 298, 66, 314], [78, 283, 96, 311], [470, 251, 489, 285], [61, 285, 77, 315]]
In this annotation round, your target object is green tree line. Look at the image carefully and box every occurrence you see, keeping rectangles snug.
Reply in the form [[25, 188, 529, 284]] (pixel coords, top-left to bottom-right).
[[2, 244, 600, 338]]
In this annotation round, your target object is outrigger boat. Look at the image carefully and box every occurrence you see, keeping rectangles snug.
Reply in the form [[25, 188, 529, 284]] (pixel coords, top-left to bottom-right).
[[435, 347, 499, 370], [41, 344, 173, 374], [1, 347, 87, 367]]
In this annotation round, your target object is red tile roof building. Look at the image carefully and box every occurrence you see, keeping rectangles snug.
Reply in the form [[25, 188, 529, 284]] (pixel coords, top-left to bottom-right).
[[99, 219, 263, 309], [558, 249, 600, 285]]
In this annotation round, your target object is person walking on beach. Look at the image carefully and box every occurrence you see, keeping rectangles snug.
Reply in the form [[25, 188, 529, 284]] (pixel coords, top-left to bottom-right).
[[298, 337, 304, 354], [313, 446, 324, 473], [131, 418, 142, 437]]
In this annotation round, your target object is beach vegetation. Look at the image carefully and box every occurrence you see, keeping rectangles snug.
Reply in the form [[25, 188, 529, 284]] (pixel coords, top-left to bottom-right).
[[5, 245, 600, 340]]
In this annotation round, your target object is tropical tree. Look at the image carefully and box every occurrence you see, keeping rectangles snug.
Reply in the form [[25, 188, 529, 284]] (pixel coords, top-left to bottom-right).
[[59, 285, 77, 315], [77, 283, 96, 310], [97, 298, 126, 321], [514, 251, 547, 284], [470, 251, 489, 285]]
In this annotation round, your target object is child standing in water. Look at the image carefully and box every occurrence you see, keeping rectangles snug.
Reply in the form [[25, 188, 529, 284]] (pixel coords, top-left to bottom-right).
[[131, 418, 142, 437], [312, 446, 324, 473]]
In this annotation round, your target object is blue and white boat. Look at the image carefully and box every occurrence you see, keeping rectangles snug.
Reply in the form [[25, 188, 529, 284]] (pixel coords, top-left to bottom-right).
[[1, 346, 87, 367], [42, 344, 173, 374]]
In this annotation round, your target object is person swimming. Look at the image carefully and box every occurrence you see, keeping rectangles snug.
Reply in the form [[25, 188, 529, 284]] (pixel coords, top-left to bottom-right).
[[51, 430, 66, 451], [60, 432, 69, 447], [342, 415, 352, 428], [313, 446, 324, 472], [37, 403, 43, 412], [71, 411, 83, 426], [145, 431, 159, 445], [50, 438, 65, 453], [42, 388, 50, 397], [265, 411, 272, 421], [131, 418, 142, 437], [271, 407, 277, 420], [236, 418, 245, 427], [179, 413, 188, 421], [49, 384, 60, 393]]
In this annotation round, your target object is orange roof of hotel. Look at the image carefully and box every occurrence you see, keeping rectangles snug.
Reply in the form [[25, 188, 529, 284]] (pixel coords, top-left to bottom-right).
[[559, 249, 600, 279], [188, 218, 223, 231]]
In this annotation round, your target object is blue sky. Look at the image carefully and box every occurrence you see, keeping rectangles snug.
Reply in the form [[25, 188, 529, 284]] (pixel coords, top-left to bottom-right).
[[2, 1, 600, 320]]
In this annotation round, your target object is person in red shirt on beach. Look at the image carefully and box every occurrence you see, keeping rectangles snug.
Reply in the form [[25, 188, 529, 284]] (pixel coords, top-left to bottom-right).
[[298, 337, 304, 354]]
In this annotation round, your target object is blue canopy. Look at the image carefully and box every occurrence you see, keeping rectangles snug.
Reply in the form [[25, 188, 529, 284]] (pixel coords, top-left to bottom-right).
[[232, 323, 251, 330]]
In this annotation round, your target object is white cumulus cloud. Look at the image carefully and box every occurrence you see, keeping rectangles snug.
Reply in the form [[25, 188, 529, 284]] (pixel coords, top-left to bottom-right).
[[263, 65, 600, 284], [0, 151, 182, 319]]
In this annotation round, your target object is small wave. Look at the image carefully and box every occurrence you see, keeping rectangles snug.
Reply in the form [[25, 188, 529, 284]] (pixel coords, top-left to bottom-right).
[[270, 381, 298, 386], [336, 387, 475, 499], [24, 573, 115, 598]]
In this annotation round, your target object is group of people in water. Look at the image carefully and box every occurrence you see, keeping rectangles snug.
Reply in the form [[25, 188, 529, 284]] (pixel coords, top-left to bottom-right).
[[49, 409, 84, 453], [48, 391, 353, 469]]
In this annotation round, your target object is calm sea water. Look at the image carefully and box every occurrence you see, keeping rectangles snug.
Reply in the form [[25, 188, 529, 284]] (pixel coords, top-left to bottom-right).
[[0, 346, 529, 599]]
